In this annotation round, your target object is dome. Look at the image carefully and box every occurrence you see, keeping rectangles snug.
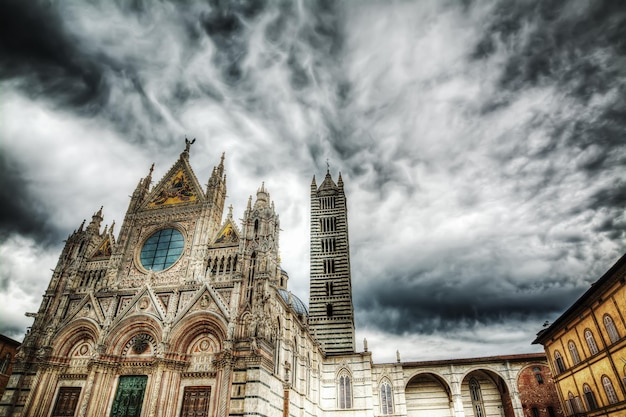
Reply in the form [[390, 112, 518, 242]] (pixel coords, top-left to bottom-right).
[[277, 288, 309, 316]]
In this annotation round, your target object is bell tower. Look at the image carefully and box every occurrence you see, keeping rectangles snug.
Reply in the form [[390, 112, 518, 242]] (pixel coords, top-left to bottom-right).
[[308, 170, 355, 355]]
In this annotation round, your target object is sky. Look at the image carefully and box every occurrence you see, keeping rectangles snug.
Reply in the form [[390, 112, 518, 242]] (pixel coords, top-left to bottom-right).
[[0, 0, 625, 363]]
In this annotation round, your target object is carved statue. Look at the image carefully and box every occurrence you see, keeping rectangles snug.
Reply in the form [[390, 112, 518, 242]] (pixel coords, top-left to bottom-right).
[[185, 137, 196, 152]]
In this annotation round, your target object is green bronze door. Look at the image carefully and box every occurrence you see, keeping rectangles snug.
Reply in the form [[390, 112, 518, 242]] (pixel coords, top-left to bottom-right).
[[110, 375, 148, 417]]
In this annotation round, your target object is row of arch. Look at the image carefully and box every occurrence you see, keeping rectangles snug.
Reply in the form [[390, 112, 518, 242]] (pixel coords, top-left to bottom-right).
[[566, 375, 621, 414], [330, 366, 525, 416], [553, 313, 620, 373], [52, 311, 227, 360]]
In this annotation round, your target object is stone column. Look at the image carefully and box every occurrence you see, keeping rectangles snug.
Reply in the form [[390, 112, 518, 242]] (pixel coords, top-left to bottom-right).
[[147, 363, 165, 417], [216, 354, 234, 417], [77, 367, 97, 417]]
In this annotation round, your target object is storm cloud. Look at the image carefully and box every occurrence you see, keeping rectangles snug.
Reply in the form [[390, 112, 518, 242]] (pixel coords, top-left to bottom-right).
[[1, 0, 624, 362]]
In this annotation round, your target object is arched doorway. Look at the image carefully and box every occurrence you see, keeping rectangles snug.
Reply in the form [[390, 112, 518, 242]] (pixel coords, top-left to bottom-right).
[[405, 373, 453, 417], [461, 370, 514, 417]]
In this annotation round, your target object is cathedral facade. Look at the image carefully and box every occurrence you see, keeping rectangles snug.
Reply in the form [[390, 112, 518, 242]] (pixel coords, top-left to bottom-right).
[[0, 145, 560, 417]]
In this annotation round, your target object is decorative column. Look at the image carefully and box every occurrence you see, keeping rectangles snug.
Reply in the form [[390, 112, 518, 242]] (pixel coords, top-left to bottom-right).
[[148, 363, 164, 417], [216, 353, 234, 417], [77, 367, 98, 417]]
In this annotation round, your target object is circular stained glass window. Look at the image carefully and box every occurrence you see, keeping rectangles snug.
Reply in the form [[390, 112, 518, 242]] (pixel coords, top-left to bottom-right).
[[140, 228, 184, 271]]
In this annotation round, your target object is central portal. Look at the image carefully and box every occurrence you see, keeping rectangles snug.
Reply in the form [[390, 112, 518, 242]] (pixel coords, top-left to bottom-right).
[[110, 375, 148, 417]]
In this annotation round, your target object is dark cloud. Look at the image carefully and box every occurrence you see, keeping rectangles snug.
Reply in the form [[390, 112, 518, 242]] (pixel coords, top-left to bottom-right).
[[0, 0, 109, 109], [0, 153, 58, 244]]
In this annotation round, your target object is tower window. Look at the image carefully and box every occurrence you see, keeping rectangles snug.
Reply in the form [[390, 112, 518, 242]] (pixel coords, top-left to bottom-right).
[[323, 259, 335, 274], [533, 367, 543, 384], [326, 282, 334, 296], [320, 217, 337, 232], [326, 303, 333, 317]]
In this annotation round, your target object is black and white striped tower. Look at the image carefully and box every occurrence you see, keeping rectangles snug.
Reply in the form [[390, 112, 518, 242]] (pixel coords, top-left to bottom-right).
[[308, 169, 355, 355]]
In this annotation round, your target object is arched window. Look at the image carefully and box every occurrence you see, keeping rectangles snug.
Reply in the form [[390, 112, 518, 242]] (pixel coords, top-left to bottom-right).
[[585, 329, 599, 355], [274, 320, 281, 375], [567, 392, 583, 414], [469, 378, 485, 417], [533, 367, 544, 384], [568, 340, 580, 365], [292, 337, 298, 388], [338, 372, 352, 409], [604, 314, 620, 344], [554, 351, 566, 373], [583, 384, 598, 411], [380, 380, 393, 415], [602, 375, 618, 404], [0, 353, 10, 374]]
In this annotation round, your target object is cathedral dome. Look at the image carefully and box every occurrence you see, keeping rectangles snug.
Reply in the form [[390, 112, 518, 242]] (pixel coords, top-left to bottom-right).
[[277, 288, 308, 317]]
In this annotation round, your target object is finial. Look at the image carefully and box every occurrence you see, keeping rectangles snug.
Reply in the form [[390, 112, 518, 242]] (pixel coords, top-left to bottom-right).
[[227, 204, 233, 219], [149, 163, 154, 175], [110, 221, 115, 234], [326, 158, 330, 173], [363, 338, 368, 352], [396, 350, 401, 363]]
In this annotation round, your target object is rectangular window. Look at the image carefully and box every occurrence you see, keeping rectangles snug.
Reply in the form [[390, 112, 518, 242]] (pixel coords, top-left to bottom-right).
[[180, 386, 211, 417], [51, 387, 81, 417]]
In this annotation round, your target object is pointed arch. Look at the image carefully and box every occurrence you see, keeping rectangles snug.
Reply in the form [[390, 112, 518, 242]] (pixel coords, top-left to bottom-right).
[[379, 377, 394, 415], [337, 368, 352, 409]]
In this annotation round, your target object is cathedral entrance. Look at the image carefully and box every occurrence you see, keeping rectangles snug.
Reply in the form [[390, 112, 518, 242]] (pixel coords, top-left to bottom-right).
[[110, 375, 148, 417]]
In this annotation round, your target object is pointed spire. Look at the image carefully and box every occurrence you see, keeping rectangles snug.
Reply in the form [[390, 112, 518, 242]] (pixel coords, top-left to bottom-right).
[[338, 172, 344, 190], [247, 195, 252, 210], [217, 152, 225, 177], [87, 206, 104, 233], [311, 175, 317, 188], [110, 221, 115, 235], [78, 219, 86, 232], [144, 163, 154, 190]]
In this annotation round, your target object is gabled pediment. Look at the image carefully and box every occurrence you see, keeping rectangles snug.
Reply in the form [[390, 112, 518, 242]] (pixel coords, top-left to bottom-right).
[[110, 285, 167, 328], [173, 284, 230, 325], [61, 292, 105, 327], [90, 235, 113, 259], [143, 156, 205, 209], [213, 220, 239, 246]]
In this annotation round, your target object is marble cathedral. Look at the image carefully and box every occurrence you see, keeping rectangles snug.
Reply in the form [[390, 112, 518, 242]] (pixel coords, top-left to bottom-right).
[[0, 144, 561, 417]]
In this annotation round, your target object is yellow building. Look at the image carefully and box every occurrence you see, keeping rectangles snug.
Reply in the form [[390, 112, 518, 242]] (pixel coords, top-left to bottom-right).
[[534, 253, 626, 416]]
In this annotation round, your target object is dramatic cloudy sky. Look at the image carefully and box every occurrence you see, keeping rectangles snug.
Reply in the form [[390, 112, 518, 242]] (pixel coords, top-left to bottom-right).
[[1, 0, 625, 362]]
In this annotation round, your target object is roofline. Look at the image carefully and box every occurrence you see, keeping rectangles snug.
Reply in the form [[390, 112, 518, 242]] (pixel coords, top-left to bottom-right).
[[533, 252, 626, 345], [381, 352, 547, 367], [0, 334, 22, 346]]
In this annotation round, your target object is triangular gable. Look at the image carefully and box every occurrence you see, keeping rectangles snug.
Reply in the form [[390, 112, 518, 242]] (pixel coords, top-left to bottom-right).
[[213, 221, 239, 246], [173, 284, 230, 325], [90, 236, 113, 259], [61, 292, 105, 327], [144, 156, 205, 209], [109, 285, 167, 329]]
